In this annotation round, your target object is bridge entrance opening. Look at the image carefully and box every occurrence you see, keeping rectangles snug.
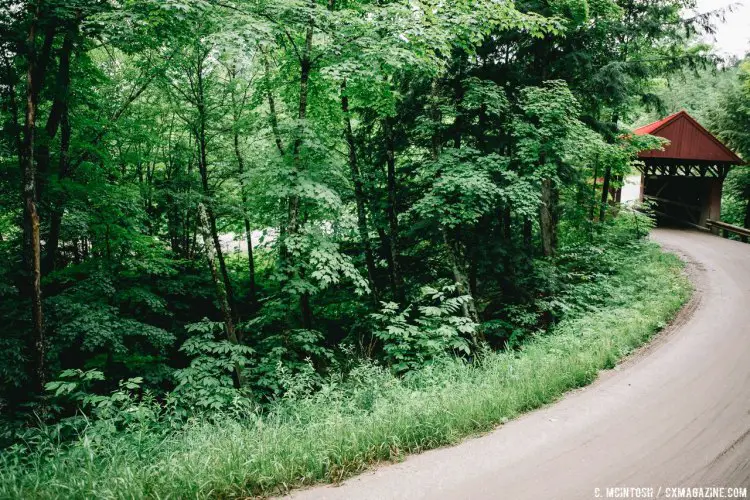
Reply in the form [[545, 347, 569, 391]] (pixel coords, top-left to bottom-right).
[[633, 111, 742, 229], [640, 167, 724, 227]]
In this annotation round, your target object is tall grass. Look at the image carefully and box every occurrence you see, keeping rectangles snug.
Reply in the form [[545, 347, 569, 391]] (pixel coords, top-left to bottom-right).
[[0, 243, 691, 499]]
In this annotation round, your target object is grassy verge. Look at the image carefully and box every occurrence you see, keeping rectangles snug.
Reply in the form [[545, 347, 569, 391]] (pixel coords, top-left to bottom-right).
[[0, 243, 691, 499]]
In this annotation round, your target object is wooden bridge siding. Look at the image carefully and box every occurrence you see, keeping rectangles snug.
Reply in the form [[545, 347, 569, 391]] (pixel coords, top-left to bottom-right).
[[700, 178, 723, 227], [639, 114, 737, 164]]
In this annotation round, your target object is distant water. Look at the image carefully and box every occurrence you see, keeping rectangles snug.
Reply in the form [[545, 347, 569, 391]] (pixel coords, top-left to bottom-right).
[[219, 229, 277, 255], [621, 175, 642, 205]]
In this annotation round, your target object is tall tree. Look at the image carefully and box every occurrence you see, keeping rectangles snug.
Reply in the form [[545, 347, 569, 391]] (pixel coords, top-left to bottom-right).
[[20, 0, 54, 393]]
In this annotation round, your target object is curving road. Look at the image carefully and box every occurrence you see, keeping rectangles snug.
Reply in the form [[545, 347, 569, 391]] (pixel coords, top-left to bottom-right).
[[289, 229, 750, 499]]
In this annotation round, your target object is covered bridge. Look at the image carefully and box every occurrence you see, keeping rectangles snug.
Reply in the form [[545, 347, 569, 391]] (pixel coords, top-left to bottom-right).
[[634, 110, 743, 228]]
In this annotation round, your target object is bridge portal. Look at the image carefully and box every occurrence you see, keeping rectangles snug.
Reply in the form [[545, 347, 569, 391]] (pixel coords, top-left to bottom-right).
[[633, 111, 743, 228]]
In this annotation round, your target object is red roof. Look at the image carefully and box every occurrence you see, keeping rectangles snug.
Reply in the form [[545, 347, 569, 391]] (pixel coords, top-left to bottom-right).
[[634, 110, 743, 164], [633, 111, 682, 136]]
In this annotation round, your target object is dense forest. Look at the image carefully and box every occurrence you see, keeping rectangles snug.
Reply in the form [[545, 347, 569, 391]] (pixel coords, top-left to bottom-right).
[[0, 0, 747, 497]]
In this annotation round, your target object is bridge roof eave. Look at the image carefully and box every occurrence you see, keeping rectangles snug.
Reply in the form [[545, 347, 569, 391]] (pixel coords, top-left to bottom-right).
[[634, 110, 744, 166]]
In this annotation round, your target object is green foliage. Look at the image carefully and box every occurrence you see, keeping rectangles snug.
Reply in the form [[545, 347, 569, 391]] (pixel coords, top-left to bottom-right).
[[173, 320, 254, 412], [412, 148, 505, 228], [44, 267, 176, 388], [44, 368, 106, 402], [372, 285, 475, 373], [0, 242, 690, 498], [287, 230, 370, 295], [514, 80, 592, 181], [633, 66, 741, 126], [250, 328, 334, 398], [0, 0, 732, 493], [721, 167, 750, 228], [43, 368, 165, 438], [710, 60, 750, 227]]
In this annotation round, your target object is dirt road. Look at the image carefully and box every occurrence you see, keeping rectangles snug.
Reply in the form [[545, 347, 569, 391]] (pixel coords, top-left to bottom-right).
[[288, 229, 750, 499]]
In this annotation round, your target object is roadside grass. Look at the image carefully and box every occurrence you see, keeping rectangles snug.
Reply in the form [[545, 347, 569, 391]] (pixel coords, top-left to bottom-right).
[[0, 242, 691, 499]]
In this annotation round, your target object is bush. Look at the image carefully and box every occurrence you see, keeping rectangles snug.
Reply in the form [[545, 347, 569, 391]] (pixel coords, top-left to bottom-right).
[[371, 285, 475, 374], [0, 241, 691, 499]]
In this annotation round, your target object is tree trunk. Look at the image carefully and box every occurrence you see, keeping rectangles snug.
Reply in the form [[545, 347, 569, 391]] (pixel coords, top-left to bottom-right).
[[467, 237, 479, 305], [286, 24, 313, 234], [72, 238, 80, 264], [428, 79, 442, 161], [342, 80, 379, 303], [21, 5, 46, 393], [234, 131, 257, 307], [287, 26, 313, 235], [195, 63, 236, 320], [43, 103, 71, 275], [540, 178, 556, 257], [523, 218, 532, 253], [296, 17, 315, 330], [613, 175, 623, 203], [197, 204, 243, 388], [599, 164, 611, 223], [600, 112, 619, 222], [376, 226, 394, 284], [197, 151, 236, 315], [36, 25, 75, 201], [382, 117, 404, 303], [42, 26, 150, 270], [502, 206, 512, 241], [262, 53, 285, 157], [452, 59, 466, 149], [280, 4, 315, 329], [590, 155, 599, 222]]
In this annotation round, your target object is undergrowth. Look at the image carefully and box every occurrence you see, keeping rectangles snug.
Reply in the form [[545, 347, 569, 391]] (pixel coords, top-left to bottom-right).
[[0, 242, 691, 499]]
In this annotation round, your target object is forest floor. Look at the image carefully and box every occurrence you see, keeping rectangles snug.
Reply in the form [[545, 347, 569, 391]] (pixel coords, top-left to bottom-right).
[[288, 228, 750, 500], [0, 234, 694, 499]]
